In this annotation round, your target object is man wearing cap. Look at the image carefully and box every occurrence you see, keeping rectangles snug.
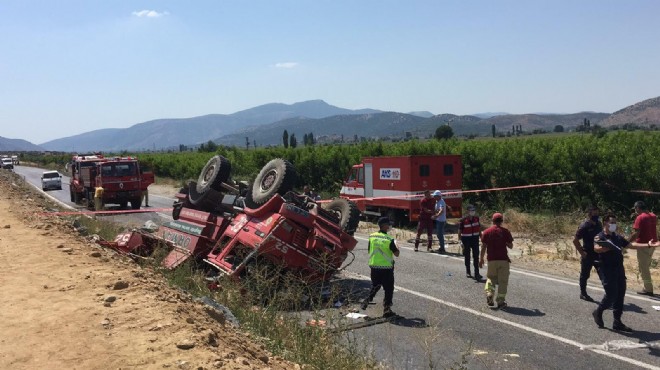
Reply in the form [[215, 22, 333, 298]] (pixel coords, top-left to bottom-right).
[[414, 190, 436, 252], [459, 204, 482, 280], [479, 212, 514, 308], [432, 190, 447, 253], [572, 205, 602, 301], [629, 201, 657, 296], [361, 217, 400, 317]]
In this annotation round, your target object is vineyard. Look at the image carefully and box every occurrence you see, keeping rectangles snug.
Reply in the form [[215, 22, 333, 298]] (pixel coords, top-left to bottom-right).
[[24, 131, 660, 214]]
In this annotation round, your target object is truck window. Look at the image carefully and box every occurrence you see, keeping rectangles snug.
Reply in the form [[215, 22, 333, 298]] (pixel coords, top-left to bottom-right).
[[347, 169, 357, 182], [444, 164, 453, 176], [101, 165, 113, 177], [358, 167, 364, 184], [419, 165, 430, 177]]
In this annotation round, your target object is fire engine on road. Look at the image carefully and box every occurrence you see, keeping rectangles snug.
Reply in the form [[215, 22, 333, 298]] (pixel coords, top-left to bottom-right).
[[340, 155, 463, 224], [69, 154, 154, 210]]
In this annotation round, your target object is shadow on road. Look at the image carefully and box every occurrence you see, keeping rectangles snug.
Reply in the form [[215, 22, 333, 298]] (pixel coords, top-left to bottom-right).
[[613, 328, 660, 344], [392, 317, 429, 329], [500, 306, 546, 317], [623, 303, 647, 314]]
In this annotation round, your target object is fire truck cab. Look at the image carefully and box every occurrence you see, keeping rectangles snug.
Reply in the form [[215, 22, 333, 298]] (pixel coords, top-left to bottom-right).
[[340, 155, 462, 224]]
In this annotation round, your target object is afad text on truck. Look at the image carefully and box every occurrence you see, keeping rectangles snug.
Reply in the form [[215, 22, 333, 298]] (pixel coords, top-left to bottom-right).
[[339, 155, 462, 224]]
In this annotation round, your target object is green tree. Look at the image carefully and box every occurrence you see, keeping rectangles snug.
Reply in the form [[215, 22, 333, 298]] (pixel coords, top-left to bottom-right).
[[283, 130, 289, 148], [434, 125, 454, 140], [491, 124, 496, 138], [290, 133, 297, 148], [553, 125, 564, 133]]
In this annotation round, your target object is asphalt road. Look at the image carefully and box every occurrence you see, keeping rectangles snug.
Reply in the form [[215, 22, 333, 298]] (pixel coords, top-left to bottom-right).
[[12, 165, 660, 369]]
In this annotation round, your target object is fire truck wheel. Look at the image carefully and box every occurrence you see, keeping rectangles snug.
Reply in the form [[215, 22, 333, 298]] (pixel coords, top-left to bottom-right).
[[323, 198, 361, 235], [73, 191, 81, 204], [197, 155, 232, 194], [130, 198, 141, 210], [70, 189, 75, 202], [119, 201, 128, 209], [250, 159, 297, 206]]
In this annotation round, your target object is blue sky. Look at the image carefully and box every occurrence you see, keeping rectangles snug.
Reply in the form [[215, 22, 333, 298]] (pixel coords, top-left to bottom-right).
[[1, 1, 659, 144]]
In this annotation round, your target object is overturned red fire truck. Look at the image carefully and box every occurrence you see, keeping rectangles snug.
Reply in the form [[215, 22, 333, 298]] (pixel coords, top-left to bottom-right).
[[107, 156, 360, 285]]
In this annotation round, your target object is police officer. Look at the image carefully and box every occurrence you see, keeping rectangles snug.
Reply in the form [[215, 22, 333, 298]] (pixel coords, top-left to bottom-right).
[[572, 205, 602, 301], [592, 214, 658, 331], [361, 217, 400, 317]]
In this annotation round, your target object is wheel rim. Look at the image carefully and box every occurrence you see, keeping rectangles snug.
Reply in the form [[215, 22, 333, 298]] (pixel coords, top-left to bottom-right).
[[260, 170, 278, 191], [202, 164, 215, 185]]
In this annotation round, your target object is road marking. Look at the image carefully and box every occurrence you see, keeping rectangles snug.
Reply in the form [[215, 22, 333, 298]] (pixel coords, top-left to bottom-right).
[[344, 270, 660, 370], [354, 235, 659, 304]]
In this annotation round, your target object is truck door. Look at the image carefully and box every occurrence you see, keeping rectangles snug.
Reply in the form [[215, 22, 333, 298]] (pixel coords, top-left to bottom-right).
[[364, 163, 373, 198]]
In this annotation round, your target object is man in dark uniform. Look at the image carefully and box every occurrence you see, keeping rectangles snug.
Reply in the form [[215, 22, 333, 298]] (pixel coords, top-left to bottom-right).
[[361, 217, 400, 317], [459, 204, 482, 281], [572, 205, 602, 302], [592, 214, 658, 332]]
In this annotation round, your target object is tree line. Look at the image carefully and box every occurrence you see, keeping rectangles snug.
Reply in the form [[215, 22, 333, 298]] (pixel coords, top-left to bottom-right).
[[21, 131, 660, 214]]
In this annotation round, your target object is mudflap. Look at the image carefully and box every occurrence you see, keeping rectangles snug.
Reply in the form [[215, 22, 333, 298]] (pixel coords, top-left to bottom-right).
[[161, 248, 192, 269], [99, 230, 154, 255], [328, 315, 403, 333]]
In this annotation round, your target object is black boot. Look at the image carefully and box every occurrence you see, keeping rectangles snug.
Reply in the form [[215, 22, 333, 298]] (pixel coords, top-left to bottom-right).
[[613, 320, 633, 332], [592, 309, 604, 328]]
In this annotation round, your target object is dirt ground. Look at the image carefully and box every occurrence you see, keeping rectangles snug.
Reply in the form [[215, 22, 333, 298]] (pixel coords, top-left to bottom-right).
[[0, 176, 294, 369]]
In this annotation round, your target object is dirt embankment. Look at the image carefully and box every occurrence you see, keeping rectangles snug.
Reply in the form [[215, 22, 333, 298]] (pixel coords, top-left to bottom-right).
[[0, 173, 294, 370]]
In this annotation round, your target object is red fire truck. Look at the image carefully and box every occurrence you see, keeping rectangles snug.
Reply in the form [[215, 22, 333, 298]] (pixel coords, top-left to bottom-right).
[[339, 155, 463, 224], [69, 154, 154, 210]]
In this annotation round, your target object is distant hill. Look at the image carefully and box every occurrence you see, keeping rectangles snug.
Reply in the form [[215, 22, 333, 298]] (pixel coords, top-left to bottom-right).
[[0, 136, 44, 151], [33, 96, 660, 151], [215, 112, 427, 146], [407, 111, 435, 118], [40, 100, 382, 152], [480, 112, 610, 132], [598, 96, 660, 127], [472, 112, 509, 119]]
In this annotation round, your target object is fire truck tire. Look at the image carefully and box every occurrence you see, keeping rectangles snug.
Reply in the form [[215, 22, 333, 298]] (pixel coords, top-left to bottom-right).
[[119, 200, 128, 209], [250, 159, 297, 206], [86, 190, 94, 209], [70, 189, 75, 202], [73, 191, 82, 204], [197, 155, 232, 194], [323, 198, 361, 235], [130, 198, 141, 210]]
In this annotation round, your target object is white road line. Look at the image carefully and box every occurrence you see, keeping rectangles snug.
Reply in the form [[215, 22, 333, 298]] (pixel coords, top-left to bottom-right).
[[354, 235, 659, 304], [344, 270, 660, 370]]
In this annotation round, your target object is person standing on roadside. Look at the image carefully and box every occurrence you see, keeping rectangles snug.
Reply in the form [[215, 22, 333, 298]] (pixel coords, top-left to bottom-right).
[[362, 217, 400, 317], [414, 190, 436, 252], [432, 190, 447, 253], [592, 214, 658, 331], [629, 201, 657, 296], [572, 205, 602, 302], [459, 204, 482, 280], [479, 212, 514, 309]]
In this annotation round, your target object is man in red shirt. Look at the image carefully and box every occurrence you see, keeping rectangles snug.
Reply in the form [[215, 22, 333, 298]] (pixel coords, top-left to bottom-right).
[[414, 190, 436, 252], [479, 212, 514, 308], [629, 201, 657, 295]]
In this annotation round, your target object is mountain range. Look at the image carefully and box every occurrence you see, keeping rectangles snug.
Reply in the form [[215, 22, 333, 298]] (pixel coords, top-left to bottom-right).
[[2, 96, 658, 152]]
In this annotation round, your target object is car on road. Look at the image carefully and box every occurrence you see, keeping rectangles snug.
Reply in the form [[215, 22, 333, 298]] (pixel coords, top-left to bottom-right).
[[41, 170, 63, 191], [1, 158, 14, 170]]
